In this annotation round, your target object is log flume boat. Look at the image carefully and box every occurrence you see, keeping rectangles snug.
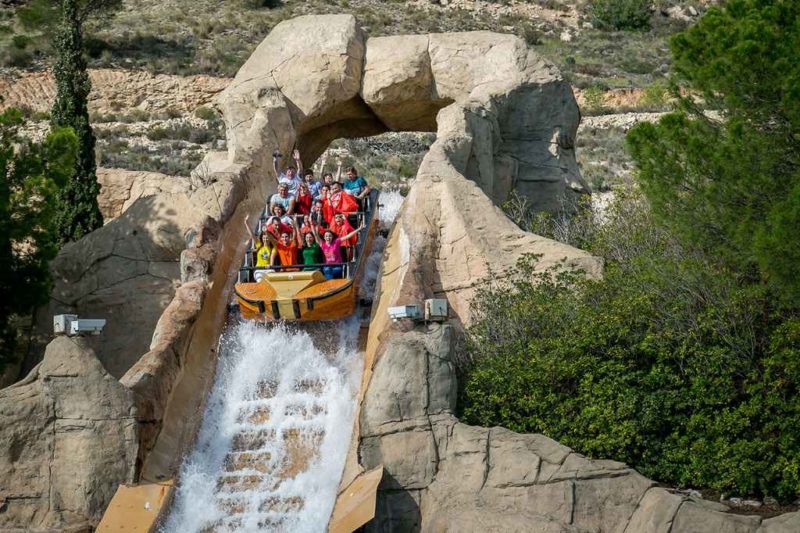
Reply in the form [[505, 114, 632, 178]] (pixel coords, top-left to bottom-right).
[[234, 189, 380, 321]]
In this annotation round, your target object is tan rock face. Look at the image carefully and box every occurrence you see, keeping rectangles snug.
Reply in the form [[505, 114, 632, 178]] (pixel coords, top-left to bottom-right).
[[0, 336, 137, 530], [25, 175, 212, 380], [357, 323, 800, 532]]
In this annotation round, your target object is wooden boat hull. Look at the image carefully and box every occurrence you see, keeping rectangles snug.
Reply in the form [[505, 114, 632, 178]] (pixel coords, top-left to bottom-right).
[[234, 212, 378, 322]]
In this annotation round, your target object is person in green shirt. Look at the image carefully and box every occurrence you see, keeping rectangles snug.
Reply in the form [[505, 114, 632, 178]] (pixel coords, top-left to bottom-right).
[[301, 231, 324, 271]]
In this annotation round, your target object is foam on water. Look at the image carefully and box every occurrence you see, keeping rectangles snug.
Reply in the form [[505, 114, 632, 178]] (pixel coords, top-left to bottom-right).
[[162, 190, 404, 533]]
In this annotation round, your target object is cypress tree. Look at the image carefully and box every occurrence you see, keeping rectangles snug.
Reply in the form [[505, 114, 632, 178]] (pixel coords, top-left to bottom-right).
[[51, 0, 103, 243]]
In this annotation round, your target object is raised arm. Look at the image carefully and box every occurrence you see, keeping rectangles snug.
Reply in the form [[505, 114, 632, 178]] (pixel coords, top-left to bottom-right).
[[335, 158, 342, 182], [244, 214, 257, 243], [312, 222, 323, 245], [341, 222, 365, 243], [292, 218, 303, 247], [293, 149, 303, 176], [272, 151, 281, 182]]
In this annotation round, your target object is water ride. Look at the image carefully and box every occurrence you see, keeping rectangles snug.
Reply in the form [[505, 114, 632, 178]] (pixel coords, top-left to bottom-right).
[[234, 189, 380, 321]]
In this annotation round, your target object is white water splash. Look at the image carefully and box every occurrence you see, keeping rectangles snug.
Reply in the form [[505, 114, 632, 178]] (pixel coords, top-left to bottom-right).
[[163, 190, 404, 533]]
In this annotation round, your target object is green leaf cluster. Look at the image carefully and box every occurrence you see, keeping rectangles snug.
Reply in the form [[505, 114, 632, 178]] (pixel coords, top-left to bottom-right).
[[50, 0, 107, 243], [627, 0, 800, 301], [0, 109, 78, 368], [587, 0, 651, 31], [461, 215, 800, 499], [461, 0, 800, 501]]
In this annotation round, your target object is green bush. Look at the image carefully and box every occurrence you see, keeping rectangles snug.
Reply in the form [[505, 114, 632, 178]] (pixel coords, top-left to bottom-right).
[[194, 106, 217, 121], [460, 192, 800, 501], [588, 0, 651, 31], [11, 34, 33, 50]]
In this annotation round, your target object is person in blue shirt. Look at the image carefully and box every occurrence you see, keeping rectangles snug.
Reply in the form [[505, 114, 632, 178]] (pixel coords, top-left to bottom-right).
[[303, 169, 322, 198], [342, 166, 371, 207]]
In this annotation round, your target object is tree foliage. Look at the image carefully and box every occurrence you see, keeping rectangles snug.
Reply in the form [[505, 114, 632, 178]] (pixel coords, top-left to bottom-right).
[[461, 0, 800, 501], [626, 0, 800, 300], [50, 0, 121, 243], [0, 109, 78, 368], [460, 193, 800, 501], [587, 0, 652, 31]]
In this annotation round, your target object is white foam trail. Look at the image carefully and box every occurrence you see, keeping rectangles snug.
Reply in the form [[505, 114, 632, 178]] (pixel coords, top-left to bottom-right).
[[163, 190, 404, 533]]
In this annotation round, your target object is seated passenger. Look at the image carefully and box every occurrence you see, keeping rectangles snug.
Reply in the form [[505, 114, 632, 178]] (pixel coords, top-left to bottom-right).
[[266, 215, 292, 241], [269, 183, 295, 214], [308, 199, 326, 228], [330, 212, 358, 260], [270, 203, 294, 226], [294, 182, 313, 216], [342, 166, 370, 205], [322, 182, 359, 224], [273, 148, 303, 196], [315, 223, 363, 280], [303, 169, 321, 199], [275, 218, 302, 271], [244, 214, 277, 282], [300, 231, 324, 271], [297, 215, 315, 236]]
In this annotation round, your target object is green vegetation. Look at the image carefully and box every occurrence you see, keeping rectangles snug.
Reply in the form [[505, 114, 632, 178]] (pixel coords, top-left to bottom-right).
[[0, 109, 78, 369], [461, 0, 800, 501], [628, 0, 800, 302], [587, 0, 651, 31], [51, 0, 120, 243]]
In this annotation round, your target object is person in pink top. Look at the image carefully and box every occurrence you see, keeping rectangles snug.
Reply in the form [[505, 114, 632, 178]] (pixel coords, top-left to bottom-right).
[[315, 223, 363, 279]]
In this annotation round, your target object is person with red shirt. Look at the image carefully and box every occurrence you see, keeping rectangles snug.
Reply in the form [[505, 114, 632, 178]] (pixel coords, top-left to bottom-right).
[[322, 182, 359, 224], [330, 212, 359, 261], [265, 216, 292, 241], [294, 181, 313, 216]]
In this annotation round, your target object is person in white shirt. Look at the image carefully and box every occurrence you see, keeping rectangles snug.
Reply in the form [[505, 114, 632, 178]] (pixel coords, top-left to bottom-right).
[[273, 149, 304, 196], [269, 183, 295, 214]]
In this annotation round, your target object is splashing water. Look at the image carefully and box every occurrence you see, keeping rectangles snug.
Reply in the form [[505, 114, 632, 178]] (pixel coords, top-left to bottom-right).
[[162, 190, 404, 533]]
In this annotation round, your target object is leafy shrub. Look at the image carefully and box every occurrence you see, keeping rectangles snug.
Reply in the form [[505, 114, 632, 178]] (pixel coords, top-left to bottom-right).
[[460, 192, 800, 501], [194, 106, 218, 121], [2, 47, 34, 68], [581, 85, 608, 114], [11, 34, 33, 50], [588, 0, 652, 31], [639, 80, 669, 109], [84, 36, 109, 58]]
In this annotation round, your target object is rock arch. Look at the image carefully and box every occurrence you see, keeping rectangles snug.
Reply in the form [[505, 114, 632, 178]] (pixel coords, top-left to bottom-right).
[[215, 14, 587, 213]]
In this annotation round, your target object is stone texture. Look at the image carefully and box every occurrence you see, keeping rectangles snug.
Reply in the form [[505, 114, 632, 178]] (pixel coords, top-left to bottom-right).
[[358, 322, 777, 532], [96, 168, 193, 221], [0, 68, 227, 115], [0, 336, 137, 530]]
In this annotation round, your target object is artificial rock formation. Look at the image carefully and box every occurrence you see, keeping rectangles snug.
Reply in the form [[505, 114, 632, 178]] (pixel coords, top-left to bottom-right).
[[219, 15, 587, 211], [0, 336, 137, 530], [24, 173, 216, 380]]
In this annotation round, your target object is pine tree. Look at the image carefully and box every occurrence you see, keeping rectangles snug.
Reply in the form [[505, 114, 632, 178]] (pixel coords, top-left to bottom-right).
[[51, 0, 103, 244]]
